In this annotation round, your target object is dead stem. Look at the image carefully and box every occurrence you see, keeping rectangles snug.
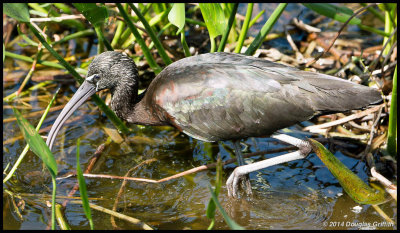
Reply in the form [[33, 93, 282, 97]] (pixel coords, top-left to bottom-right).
[[304, 104, 384, 133]]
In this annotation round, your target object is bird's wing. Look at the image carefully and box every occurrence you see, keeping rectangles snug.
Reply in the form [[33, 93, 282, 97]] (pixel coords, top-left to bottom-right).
[[146, 62, 315, 141], [144, 53, 381, 141]]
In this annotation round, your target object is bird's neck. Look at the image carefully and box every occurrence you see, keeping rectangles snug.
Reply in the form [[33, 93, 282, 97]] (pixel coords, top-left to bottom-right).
[[111, 86, 164, 126], [110, 84, 136, 120]]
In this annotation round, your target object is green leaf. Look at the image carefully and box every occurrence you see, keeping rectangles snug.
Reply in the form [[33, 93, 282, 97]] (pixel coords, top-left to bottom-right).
[[3, 3, 30, 22], [199, 3, 227, 39], [168, 3, 186, 34], [73, 3, 108, 27], [308, 139, 387, 204], [303, 3, 361, 25], [4, 88, 60, 184], [12, 107, 57, 178], [76, 138, 94, 230]]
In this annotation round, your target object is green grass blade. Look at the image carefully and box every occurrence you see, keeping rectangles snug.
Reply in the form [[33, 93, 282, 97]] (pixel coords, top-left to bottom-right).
[[245, 3, 287, 55], [27, 3, 48, 14], [387, 65, 397, 157], [51, 29, 95, 46], [94, 25, 113, 51], [116, 3, 162, 74], [3, 3, 30, 23], [382, 5, 396, 55], [4, 88, 60, 183], [249, 9, 265, 28], [217, 3, 238, 52], [76, 138, 94, 230], [17, 25, 39, 47], [308, 139, 387, 204], [148, 10, 169, 27], [4, 51, 65, 69], [208, 185, 245, 230], [111, 20, 125, 48], [129, 3, 172, 65], [234, 3, 253, 53], [185, 18, 206, 27]]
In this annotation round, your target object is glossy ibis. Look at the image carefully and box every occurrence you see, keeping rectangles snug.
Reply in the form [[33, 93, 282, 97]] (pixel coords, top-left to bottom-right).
[[46, 51, 382, 198]]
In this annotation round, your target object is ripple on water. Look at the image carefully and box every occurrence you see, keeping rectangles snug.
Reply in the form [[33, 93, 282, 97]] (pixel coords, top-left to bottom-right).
[[222, 188, 334, 230]]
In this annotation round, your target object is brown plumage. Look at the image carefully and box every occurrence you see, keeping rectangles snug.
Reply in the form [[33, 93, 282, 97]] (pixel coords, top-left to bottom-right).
[[46, 51, 381, 149]]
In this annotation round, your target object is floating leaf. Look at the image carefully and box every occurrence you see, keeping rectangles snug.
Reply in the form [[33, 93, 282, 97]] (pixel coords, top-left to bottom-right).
[[308, 138, 387, 204]]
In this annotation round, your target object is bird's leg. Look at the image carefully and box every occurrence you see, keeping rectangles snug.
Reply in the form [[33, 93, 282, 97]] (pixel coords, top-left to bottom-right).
[[227, 134, 312, 198], [233, 140, 253, 196]]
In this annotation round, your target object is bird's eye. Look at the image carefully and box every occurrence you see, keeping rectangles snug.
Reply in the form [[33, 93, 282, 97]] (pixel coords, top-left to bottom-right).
[[86, 74, 100, 84]]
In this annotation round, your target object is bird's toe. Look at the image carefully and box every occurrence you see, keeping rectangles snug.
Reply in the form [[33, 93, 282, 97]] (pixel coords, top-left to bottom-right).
[[226, 168, 242, 198]]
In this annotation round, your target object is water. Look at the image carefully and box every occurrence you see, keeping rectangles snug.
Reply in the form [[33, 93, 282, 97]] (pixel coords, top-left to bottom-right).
[[3, 102, 396, 229]]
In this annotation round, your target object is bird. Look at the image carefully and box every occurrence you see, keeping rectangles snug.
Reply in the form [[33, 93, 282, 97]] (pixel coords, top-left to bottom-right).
[[46, 51, 382, 198]]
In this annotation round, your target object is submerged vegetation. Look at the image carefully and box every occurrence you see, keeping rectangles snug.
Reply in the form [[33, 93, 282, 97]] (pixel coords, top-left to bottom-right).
[[3, 3, 397, 230]]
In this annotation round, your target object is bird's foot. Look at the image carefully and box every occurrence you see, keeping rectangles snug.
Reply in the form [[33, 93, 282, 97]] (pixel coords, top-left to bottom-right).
[[226, 166, 244, 198], [227, 167, 253, 198], [227, 134, 312, 198]]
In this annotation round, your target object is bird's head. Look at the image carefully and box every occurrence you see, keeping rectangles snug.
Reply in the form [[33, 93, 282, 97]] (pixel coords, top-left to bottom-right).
[[46, 51, 138, 150], [86, 51, 138, 93]]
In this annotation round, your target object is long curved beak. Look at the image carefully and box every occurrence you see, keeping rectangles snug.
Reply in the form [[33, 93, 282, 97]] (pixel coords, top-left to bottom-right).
[[46, 80, 97, 151]]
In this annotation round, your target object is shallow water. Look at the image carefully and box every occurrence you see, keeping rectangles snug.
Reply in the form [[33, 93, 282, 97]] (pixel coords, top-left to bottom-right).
[[3, 93, 397, 229]]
